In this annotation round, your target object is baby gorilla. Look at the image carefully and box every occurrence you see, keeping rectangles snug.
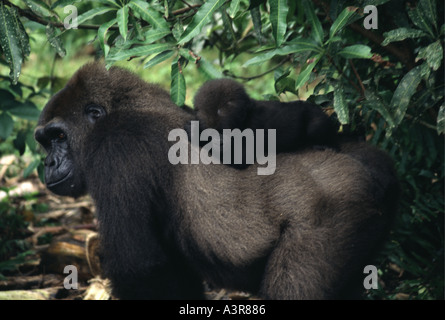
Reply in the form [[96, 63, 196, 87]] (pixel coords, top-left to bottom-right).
[[192, 79, 338, 164]]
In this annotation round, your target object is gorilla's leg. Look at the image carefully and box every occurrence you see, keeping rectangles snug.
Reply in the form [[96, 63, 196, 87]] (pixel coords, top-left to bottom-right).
[[259, 222, 336, 299]]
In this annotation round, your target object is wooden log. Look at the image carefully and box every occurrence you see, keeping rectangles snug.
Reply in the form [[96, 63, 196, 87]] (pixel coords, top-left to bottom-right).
[[0, 288, 60, 300], [0, 274, 62, 291], [40, 230, 100, 281]]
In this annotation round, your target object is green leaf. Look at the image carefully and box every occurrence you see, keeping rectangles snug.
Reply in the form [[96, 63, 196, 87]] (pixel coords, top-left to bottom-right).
[[417, 40, 443, 71], [51, 0, 81, 9], [13, 130, 26, 155], [94, 0, 121, 8], [77, 6, 115, 26], [381, 28, 427, 46], [390, 64, 424, 127], [46, 24, 66, 57], [273, 67, 292, 82], [280, 39, 322, 53], [418, 0, 437, 30], [0, 4, 24, 84], [107, 43, 174, 62], [295, 56, 320, 90], [250, 7, 263, 43], [329, 6, 358, 38], [23, 0, 54, 18], [117, 5, 129, 41], [275, 76, 296, 95], [129, 14, 144, 41], [364, 91, 395, 128], [98, 18, 117, 57], [221, 10, 236, 42], [129, 0, 169, 31], [178, 48, 196, 62], [270, 0, 289, 47], [37, 162, 45, 183], [10, 7, 30, 58], [8, 102, 40, 120], [26, 130, 37, 153], [228, 0, 242, 18], [142, 29, 171, 44], [333, 82, 349, 125], [243, 50, 276, 66], [144, 50, 175, 69], [24, 159, 41, 179], [170, 59, 186, 106], [302, 0, 323, 44], [243, 39, 321, 66], [178, 0, 226, 44], [0, 112, 14, 139], [164, 0, 176, 18], [172, 19, 184, 41], [196, 58, 224, 79], [437, 104, 445, 134], [338, 44, 372, 59], [0, 89, 15, 108], [407, 1, 435, 37], [274, 67, 291, 82]]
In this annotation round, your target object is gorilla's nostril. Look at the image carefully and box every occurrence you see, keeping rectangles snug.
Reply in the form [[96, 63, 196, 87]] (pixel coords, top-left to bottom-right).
[[44, 157, 56, 167]]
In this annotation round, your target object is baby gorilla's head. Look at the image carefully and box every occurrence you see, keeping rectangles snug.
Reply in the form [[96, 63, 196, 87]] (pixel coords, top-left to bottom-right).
[[194, 79, 252, 131]]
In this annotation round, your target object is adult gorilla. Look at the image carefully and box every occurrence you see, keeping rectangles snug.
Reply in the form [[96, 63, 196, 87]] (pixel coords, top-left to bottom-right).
[[35, 63, 398, 299]]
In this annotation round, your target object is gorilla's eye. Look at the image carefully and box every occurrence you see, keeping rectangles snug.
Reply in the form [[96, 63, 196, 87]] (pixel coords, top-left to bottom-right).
[[85, 104, 106, 124], [57, 132, 66, 141]]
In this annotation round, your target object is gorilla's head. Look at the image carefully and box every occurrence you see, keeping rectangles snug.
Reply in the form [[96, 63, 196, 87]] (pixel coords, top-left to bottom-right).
[[193, 78, 252, 131], [34, 63, 172, 197]]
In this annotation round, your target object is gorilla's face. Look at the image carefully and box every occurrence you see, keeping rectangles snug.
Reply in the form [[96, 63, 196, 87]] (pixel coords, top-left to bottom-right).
[[34, 76, 108, 198], [215, 99, 249, 130], [35, 119, 86, 197], [34, 103, 106, 197]]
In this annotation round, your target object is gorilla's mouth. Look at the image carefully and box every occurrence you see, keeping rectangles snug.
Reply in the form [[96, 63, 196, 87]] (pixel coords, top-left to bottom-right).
[[46, 171, 73, 188]]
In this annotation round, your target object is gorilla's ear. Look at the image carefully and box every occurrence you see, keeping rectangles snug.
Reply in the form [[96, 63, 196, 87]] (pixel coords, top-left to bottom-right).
[[85, 104, 107, 124]]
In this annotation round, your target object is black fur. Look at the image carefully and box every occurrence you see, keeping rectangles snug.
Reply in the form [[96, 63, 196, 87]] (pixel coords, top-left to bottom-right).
[[192, 79, 339, 159], [35, 63, 399, 299]]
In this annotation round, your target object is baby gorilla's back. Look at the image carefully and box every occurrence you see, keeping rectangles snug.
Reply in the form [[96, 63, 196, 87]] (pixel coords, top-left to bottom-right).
[[254, 100, 338, 151], [192, 78, 339, 168]]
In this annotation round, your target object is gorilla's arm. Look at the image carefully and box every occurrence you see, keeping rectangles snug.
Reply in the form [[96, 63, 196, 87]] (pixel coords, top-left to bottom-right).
[[85, 112, 204, 299]]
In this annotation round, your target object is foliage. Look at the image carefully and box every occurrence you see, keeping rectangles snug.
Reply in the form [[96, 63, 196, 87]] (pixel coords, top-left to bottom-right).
[[0, 0, 443, 299], [0, 191, 32, 279]]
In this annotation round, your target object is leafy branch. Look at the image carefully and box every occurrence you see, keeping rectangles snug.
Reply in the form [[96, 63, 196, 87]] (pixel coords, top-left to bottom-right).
[[1, 0, 443, 134], [226, 58, 290, 81], [3, 0, 109, 30]]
